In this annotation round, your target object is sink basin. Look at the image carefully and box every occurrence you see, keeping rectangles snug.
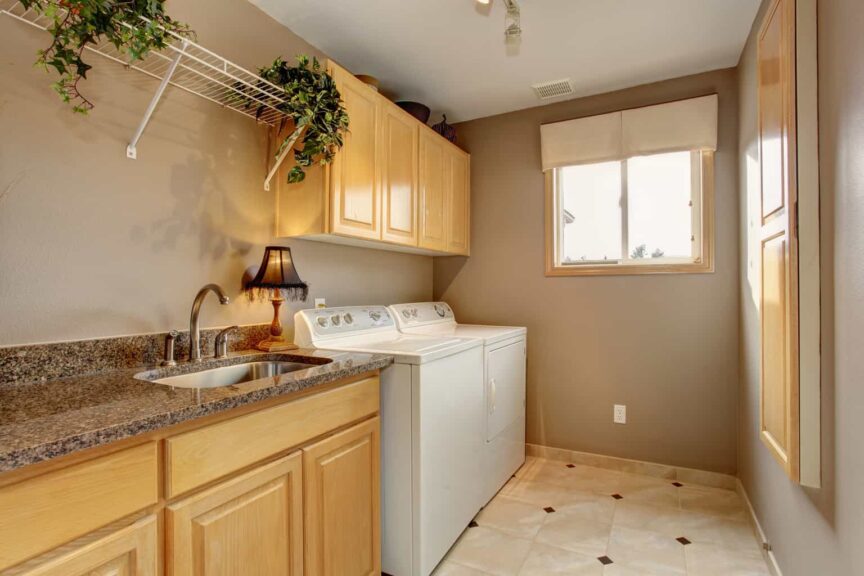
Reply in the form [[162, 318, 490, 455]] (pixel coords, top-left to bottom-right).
[[148, 361, 316, 389]]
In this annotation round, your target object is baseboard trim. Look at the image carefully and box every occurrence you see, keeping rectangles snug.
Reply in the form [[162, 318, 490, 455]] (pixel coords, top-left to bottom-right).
[[526, 443, 738, 490], [736, 479, 784, 576]]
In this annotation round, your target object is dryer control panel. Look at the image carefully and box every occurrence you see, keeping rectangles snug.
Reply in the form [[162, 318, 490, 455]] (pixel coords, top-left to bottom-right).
[[390, 302, 455, 328]]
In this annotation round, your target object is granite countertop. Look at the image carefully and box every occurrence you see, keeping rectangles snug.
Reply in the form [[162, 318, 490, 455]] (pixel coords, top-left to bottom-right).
[[0, 349, 393, 473]]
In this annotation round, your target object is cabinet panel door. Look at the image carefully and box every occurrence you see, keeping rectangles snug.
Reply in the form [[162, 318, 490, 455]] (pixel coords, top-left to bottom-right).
[[329, 64, 381, 240], [167, 453, 303, 576], [381, 105, 419, 246], [419, 132, 448, 251], [9, 516, 158, 576], [446, 150, 470, 255], [304, 417, 380, 576], [757, 0, 799, 482]]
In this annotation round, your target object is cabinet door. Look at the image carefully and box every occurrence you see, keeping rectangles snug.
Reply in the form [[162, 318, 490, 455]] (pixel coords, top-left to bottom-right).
[[380, 105, 419, 246], [304, 417, 380, 576], [446, 150, 471, 255], [757, 0, 800, 482], [329, 64, 381, 240], [419, 132, 448, 252], [10, 515, 158, 576], [167, 453, 303, 576]]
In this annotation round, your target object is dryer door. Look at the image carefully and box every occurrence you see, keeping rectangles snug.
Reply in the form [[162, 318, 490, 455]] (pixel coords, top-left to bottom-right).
[[486, 339, 526, 442]]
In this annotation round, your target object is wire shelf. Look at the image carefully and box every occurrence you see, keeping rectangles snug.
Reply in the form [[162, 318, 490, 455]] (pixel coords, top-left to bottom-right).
[[1, 0, 293, 159]]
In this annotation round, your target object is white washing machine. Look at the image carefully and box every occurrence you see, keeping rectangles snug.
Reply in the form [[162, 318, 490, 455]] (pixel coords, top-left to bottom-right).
[[294, 306, 486, 576], [389, 302, 527, 505]]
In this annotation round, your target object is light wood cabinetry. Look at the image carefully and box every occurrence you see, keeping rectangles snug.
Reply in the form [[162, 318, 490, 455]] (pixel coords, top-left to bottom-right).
[[303, 417, 380, 576], [5, 516, 158, 576], [380, 104, 420, 246], [167, 453, 304, 576], [2, 373, 381, 575], [275, 60, 470, 256]]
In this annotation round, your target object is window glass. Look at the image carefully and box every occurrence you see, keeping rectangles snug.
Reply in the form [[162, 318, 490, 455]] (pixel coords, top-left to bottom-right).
[[559, 161, 622, 263]]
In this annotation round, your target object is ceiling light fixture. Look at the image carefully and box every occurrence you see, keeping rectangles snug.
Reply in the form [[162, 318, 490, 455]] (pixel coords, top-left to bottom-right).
[[475, 0, 522, 41]]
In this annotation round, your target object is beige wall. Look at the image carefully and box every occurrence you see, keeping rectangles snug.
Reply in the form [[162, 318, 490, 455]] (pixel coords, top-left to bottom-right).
[[737, 0, 863, 573], [0, 0, 431, 346], [435, 69, 740, 474]]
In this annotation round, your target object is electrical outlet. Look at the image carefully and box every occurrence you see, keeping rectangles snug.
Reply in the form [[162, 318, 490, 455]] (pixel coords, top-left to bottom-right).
[[314, 298, 327, 309], [613, 404, 627, 424]]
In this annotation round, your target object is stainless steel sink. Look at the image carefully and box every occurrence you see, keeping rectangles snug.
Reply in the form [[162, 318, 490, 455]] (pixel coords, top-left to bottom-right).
[[147, 361, 316, 389]]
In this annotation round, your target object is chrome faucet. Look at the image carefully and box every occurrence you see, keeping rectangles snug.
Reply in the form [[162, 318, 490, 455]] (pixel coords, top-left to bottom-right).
[[189, 284, 230, 362]]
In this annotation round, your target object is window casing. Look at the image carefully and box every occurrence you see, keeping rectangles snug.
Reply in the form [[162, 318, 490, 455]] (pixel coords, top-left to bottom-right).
[[545, 150, 714, 276]]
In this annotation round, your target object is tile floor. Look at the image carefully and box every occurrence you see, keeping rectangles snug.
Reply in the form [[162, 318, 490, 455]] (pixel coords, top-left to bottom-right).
[[435, 456, 770, 576]]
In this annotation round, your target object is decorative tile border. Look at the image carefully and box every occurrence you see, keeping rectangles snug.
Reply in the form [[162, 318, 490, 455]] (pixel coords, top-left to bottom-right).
[[0, 325, 271, 387], [526, 443, 738, 491]]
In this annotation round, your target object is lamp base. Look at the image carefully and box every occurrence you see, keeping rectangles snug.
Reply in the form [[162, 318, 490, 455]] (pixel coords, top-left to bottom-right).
[[256, 338, 298, 352]]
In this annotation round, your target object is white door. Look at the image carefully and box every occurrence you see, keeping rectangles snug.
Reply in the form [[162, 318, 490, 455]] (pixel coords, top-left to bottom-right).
[[486, 340, 527, 442]]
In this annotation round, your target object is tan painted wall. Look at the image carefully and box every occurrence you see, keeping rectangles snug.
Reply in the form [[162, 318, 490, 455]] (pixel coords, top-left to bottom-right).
[[435, 69, 740, 474], [737, 0, 863, 573], [0, 0, 431, 346]]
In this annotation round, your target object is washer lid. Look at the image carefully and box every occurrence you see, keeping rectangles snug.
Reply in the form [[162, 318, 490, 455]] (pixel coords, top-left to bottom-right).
[[317, 334, 481, 365], [399, 322, 526, 345]]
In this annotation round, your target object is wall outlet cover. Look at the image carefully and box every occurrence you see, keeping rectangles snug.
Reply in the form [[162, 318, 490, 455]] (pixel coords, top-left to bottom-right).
[[614, 404, 627, 424], [314, 298, 326, 309]]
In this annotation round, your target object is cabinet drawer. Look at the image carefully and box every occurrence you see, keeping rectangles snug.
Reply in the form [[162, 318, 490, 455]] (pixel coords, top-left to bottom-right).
[[0, 443, 159, 571], [166, 376, 379, 498]]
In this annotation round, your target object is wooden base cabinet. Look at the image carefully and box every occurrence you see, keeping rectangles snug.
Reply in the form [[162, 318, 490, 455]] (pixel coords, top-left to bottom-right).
[[304, 417, 381, 576], [167, 453, 304, 576], [6, 515, 158, 576]]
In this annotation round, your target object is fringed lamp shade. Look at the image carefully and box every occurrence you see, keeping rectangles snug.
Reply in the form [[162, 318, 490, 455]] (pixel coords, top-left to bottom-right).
[[245, 246, 308, 351]]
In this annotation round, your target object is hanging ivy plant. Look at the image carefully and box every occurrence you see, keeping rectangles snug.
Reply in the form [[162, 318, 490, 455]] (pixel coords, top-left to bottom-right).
[[19, 0, 194, 113], [254, 55, 349, 184]]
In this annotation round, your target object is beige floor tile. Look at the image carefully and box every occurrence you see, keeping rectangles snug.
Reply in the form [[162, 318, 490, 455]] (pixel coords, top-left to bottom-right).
[[433, 561, 494, 575], [475, 497, 550, 539], [605, 526, 686, 575], [684, 542, 770, 576], [612, 500, 688, 538], [500, 477, 598, 508], [614, 481, 680, 509], [518, 542, 604, 575], [534, 498, 614, 557], [678, 485, 747, 520], [445, 526, 533, 576], [676, 510, 762, 553]]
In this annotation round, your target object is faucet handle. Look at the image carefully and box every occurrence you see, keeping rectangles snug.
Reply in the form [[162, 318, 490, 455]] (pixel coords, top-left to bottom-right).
[[215, 326, 239, 359]]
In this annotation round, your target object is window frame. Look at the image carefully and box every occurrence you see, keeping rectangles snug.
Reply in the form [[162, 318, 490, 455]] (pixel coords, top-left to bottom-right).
[[545, 150, 715, 276]]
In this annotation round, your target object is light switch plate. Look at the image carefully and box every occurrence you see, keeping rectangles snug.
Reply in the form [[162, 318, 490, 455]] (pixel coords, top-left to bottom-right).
[[614, 404, 627, 424]]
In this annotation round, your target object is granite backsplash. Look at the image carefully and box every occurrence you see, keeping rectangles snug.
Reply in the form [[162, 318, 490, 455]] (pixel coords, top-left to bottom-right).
[[0, 325, 272, 387]]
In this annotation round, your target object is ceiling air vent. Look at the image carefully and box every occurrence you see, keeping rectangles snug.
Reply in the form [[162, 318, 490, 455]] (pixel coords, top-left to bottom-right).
[[531, 78, 574, 100]]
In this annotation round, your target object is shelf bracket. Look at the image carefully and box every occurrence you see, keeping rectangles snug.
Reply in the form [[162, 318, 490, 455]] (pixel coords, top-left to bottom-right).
[[264, 124, 306, 191], [126, 40, 188, 160]]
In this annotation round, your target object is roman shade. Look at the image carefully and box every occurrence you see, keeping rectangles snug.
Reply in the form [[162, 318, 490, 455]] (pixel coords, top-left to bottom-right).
[[540, 94, 718, 171]]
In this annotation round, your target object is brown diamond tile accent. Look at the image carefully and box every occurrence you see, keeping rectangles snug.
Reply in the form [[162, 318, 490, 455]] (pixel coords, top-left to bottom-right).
[[566, 463, 576, 468], [598, 556, 614, 565], [543, 506, 556, 513], [672, 481, 684, 487], [676, 537, 691, 545], [611, 493, 624, 500], [468, 520, 478, 528]]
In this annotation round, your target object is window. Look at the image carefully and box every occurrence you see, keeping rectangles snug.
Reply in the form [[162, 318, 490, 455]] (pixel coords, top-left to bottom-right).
[[546, 150, 714, 275]]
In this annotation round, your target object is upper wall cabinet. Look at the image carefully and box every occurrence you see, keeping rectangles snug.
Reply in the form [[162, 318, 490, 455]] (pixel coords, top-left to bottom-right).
[[275, 61, 470, 257]]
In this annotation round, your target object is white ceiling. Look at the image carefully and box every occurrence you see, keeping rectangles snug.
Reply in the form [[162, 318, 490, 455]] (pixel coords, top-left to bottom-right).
[[251, 0, 760, 122]]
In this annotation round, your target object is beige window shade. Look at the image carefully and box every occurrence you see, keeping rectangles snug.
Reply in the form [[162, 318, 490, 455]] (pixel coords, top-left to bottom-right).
[[540, 95, 718, 171]]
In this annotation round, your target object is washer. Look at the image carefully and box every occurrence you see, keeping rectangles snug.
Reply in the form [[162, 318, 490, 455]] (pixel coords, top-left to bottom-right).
[[389, 302, 527, 505], [294, 305, 485, 576]]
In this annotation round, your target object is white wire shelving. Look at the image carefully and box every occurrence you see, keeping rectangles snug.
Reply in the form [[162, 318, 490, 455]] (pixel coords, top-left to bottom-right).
[[1, 0, 296, 186]]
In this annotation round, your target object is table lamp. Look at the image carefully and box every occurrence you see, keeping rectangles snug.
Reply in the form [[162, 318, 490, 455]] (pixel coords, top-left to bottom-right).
[[245, 246, 308, 351]]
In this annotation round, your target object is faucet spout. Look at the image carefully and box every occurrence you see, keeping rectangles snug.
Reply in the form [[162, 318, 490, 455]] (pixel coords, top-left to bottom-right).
[[189, 284, 230, 362]]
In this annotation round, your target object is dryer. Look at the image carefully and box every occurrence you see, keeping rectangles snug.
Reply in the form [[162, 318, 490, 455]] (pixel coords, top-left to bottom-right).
[[389, 302, 527, 505]]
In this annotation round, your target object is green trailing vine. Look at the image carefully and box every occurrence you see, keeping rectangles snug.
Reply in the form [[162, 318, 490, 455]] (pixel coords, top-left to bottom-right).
[[254, 55, 349, 184], [19, 0, 194, 113]]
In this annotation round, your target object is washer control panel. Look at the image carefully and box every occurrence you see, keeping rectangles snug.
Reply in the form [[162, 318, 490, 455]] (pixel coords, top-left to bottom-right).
[[301, 305, 394, 336]]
